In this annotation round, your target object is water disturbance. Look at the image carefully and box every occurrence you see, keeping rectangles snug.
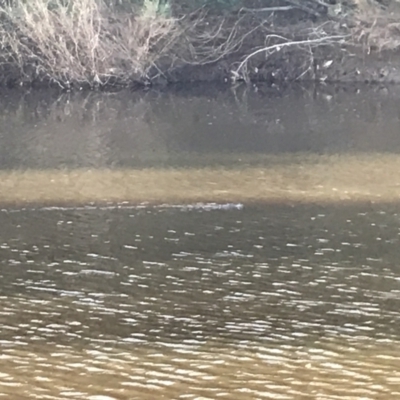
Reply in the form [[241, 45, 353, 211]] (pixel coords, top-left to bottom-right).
[[1, 85, 400, 399]]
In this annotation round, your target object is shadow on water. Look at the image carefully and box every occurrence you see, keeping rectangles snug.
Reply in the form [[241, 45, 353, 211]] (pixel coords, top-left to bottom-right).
[[1, 84, 400, 398]]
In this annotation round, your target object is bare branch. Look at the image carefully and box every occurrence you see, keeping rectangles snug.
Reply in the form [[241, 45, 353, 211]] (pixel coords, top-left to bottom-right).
[[240, 6, 295, 13], [232, 33, 348, 82]]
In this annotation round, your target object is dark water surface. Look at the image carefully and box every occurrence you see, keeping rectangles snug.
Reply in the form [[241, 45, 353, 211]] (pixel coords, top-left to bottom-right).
[[0, 84, 400, 170], [1, 85, 400, 399]]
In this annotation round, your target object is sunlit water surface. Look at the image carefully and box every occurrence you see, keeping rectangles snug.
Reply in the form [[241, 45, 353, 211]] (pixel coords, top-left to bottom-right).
[[1, 85, 400, 399]]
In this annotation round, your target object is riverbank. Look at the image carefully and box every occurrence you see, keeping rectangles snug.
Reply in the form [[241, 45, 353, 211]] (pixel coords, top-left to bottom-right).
[[1, 0, 400, 89]]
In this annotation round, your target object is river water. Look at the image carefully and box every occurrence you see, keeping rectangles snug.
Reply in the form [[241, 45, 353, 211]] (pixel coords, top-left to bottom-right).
[[1, 84, 400, 399]]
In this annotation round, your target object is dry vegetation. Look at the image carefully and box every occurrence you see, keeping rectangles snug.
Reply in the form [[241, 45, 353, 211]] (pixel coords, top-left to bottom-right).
[[0, 0, 399, 88], [0, 0, 183, 87], [351, 0, 400, 52]]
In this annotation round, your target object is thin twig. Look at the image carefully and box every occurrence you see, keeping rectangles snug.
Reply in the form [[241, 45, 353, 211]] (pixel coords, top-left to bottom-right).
[[232, 34, 348, 80], [240, 6, 295, 13]]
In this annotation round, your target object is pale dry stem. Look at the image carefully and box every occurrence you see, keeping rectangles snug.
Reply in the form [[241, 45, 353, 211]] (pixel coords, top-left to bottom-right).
[[231, 31, 348, 83]]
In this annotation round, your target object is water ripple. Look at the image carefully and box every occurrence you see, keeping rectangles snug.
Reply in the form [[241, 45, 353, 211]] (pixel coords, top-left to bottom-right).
[[1, 205, 400, 398]]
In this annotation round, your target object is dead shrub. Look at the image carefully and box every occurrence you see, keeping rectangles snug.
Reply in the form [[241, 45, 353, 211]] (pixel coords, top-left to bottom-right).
[[0, 0, 182, 87], [351, 3, 400, 52]]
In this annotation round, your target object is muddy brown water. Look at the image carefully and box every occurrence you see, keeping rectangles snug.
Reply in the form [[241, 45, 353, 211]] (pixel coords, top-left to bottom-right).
[[1, 85, 400, 399]]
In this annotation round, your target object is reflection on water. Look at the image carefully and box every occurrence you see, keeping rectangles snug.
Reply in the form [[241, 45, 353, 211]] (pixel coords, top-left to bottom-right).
[[1, 84, 400, 170], [1, 84, 400, 399], [1, 205, 400, 399]]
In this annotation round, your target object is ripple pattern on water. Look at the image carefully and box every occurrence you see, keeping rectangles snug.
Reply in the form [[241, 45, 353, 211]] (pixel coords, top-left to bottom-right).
[[1, 205, 400, 398], [0, 340, 400, 399]]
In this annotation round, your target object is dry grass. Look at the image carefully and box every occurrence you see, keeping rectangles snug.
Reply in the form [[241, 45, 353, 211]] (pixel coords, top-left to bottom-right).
[[354, 13, 400, 52], [0, 0, 399, 87], [0, 0, 252, 87], [346, 0, 400, 52], [0, 0, 182, 87]]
